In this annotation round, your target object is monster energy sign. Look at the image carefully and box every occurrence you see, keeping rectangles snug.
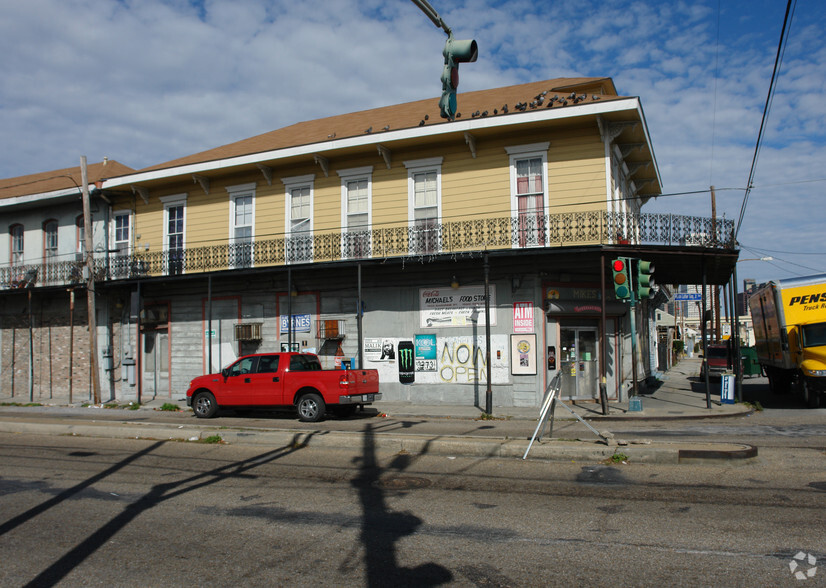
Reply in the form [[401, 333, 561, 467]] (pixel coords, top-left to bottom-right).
[[398, 340, 415, 384]]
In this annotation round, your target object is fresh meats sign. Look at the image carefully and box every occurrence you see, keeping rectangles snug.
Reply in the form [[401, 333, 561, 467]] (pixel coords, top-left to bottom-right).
[[419, 286, 496, 328]]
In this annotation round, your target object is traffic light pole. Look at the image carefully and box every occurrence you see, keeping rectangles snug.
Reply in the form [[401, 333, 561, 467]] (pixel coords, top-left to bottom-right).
[[628, 288, 639, 399]]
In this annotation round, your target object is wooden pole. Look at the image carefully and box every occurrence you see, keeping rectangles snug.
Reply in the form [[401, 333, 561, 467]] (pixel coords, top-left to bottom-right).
[[710, 186, 721, 342], [69, 288, 74, 403], [80, 156, 101, 404]]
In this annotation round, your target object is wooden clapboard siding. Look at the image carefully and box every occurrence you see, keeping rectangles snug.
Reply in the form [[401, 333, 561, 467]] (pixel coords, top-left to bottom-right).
[[313, 174, 343, 233], [255, 181, 285, 237], [370, 164, 408, 228], [443, 145, 511, 220]]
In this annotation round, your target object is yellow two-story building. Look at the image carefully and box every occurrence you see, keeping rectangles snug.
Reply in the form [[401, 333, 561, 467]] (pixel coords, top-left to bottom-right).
[[1, 77, 738, 408]]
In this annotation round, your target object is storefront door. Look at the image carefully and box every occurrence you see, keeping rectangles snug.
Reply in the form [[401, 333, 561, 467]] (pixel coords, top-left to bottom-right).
[[142, 329, 169, 400], [559, 327, 599, 400]]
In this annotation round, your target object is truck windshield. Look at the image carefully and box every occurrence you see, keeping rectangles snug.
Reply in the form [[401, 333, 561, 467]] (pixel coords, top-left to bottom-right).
[[801, 322, 826, 348], [706, 347, 728, 359]]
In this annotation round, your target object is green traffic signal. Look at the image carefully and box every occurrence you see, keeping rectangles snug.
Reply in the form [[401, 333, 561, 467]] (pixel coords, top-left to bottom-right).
[[636, 259, 655, 299], [439, 36, 478, 120], [612, 258, 630, 300]]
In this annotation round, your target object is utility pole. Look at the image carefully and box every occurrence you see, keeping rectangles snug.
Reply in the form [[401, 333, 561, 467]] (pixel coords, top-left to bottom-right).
[[483, 252, 492, 415], [81, 156, 101, 404], [711, 186, 721, 342]]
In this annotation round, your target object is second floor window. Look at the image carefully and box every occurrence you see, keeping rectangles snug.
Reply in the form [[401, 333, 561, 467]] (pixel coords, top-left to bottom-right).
[[507, 143, 549, 248], [162, 194, 186, 275], [112, 211, 131, 278], [405, 157, 442, 255], [283, 174, 314, 264], [114, 213, 130, 254], [43, 220, 58, 262], [227, 183, 256, 269], [75, 215, 85, 258], [339, 166, 372, 259], [10, 224, 23, 266]]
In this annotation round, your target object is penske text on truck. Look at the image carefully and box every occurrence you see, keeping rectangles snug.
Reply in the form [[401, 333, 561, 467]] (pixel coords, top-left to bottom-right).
[[749, 273, 826, 408]]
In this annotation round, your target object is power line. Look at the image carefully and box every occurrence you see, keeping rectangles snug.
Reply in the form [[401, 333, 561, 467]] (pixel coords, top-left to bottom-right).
[[736, 0, 797, 239]]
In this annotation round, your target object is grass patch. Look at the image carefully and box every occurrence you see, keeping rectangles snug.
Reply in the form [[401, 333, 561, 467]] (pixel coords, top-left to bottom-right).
[[608, 452, 629, 464], [158, 403, 181, 412], [201, 434, 224, 444], [478, 413, 510, 421], [740, 400, 763, 411]]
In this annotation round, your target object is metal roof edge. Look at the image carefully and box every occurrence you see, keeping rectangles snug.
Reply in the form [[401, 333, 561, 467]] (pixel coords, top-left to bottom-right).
[[0, 186, 83, 210], [103, 98, 646, 189]]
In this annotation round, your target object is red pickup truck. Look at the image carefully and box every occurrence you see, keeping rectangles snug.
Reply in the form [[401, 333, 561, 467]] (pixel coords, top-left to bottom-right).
[[186, 352, 380, 422]]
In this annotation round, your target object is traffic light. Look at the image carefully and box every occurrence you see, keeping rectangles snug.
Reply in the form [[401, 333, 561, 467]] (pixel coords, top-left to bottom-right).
[[439, 36, 478, 121], [612, 258, 630, 299], [636, 259, 655, 299]]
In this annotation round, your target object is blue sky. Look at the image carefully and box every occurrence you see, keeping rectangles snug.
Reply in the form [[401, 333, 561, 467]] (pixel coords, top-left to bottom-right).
[[2, 0, 824, 284]]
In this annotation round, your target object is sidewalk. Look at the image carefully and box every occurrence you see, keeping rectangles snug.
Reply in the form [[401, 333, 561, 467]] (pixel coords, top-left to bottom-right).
[[137, 357, 751, 422], [0, 358, 756, 464]]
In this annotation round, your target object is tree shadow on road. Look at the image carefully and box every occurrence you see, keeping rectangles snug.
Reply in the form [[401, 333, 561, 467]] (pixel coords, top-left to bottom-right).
[[14, 433, 319, 588], [350, 421, 453, 587]]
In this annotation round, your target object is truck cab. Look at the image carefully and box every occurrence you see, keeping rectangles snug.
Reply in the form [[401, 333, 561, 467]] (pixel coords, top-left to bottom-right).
[[794, 321, 826, 407], [701, 343, 730, 379]]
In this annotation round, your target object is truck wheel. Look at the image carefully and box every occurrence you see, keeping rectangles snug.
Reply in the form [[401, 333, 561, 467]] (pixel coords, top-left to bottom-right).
[[193, 392, 218, 418], [297, 393, 325, 422], [803, 379, 821, 409]]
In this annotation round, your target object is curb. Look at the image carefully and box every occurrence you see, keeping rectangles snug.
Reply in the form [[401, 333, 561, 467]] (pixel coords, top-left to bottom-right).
[[0, 420, 757, 465]]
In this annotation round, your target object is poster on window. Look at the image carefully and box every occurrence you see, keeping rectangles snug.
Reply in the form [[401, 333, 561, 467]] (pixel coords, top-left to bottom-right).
[[419, 286, 496, 328], [511, 334, 537, 375]]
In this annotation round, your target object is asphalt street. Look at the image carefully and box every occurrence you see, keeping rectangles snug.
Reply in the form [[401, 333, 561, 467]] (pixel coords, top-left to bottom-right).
[[1, 431, 824, 587]]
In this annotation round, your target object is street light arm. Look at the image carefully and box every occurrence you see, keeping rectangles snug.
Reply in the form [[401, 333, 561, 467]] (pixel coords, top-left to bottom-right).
[[410, 0, 452, 36]]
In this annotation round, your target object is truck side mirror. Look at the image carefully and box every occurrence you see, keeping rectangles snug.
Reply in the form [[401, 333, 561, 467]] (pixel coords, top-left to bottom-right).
[[221, 368, 229, 378]]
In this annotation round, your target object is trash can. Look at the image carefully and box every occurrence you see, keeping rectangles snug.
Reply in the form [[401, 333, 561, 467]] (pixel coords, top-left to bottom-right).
[[740, 347, 761, 377], [721, 373, 735, 404]]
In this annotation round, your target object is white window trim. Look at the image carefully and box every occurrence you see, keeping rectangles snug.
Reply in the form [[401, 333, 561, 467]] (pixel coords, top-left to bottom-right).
[[161, 193, 187, 273], [338, 166, 373, 258], [112, 209, 132, 255], [160, 194, 187, 252], [506, 143, 549, 249], [10, 224, 24, 265], [227, 183, 256, 268], [282, 174, 315, 263], [43, 219, 58, 262], [404, 157, 443, 231]]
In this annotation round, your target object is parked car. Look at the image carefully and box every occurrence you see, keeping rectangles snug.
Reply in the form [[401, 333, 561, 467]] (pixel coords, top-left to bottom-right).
[[701, 343, 730, 379], [186, 352, 380, 422]]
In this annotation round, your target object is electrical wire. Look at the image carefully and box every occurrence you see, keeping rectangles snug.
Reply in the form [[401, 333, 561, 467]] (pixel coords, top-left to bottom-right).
[[736, 0, 797, 240]]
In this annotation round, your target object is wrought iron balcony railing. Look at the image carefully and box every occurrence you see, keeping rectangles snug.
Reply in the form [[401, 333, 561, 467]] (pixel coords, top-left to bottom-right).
[[0, 211, 734, 289]]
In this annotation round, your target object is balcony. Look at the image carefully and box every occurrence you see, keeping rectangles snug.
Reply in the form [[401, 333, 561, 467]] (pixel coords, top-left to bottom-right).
[[0, 211, 734, 290]]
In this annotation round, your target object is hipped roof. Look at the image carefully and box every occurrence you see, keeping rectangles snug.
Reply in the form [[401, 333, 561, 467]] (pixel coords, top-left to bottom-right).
[[140, 77, 622, 172], [0, 160, 135, 201]]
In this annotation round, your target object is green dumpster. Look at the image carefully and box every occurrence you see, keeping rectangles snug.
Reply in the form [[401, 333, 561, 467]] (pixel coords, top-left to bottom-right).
[[740, 347, 761, 377]]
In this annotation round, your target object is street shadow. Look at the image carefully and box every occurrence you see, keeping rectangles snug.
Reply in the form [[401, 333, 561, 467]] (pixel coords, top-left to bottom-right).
[[16, 433, 317, 588], [351, 422, 453, 587], [221, 406, 382, 421]]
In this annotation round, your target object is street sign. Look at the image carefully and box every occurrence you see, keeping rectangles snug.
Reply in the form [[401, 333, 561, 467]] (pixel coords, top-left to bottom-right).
[[675, 293, 702, 301]]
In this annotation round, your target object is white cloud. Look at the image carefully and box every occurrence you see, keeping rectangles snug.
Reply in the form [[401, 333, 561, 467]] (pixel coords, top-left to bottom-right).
[[1, 0, 824, 283]]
